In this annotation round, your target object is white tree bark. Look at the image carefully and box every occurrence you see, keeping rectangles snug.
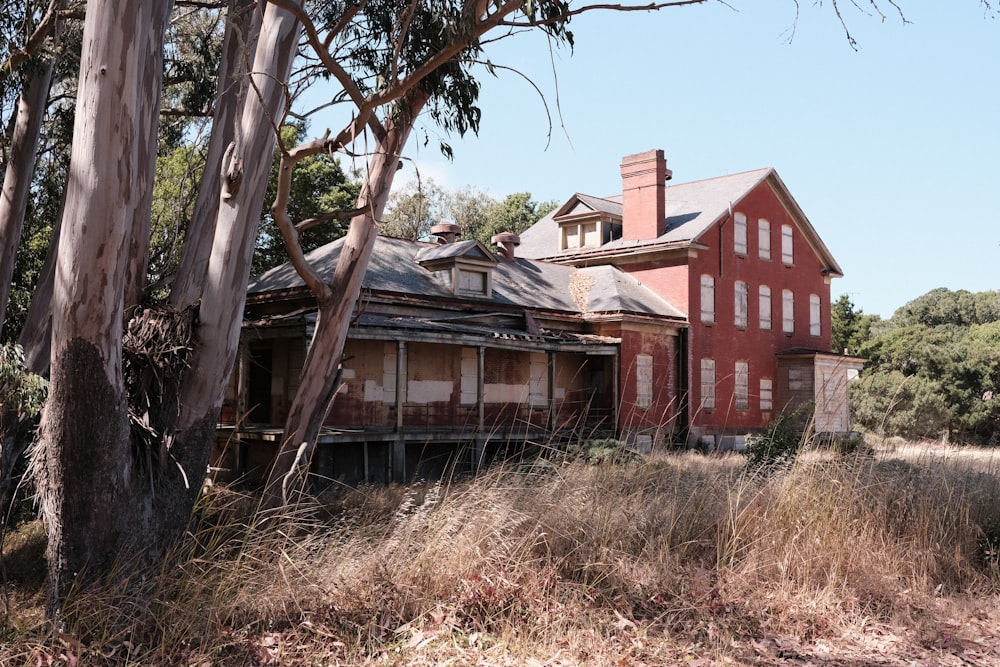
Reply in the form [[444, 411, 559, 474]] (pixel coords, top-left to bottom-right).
[[0, 60, 56, 334], [169, 0, 261, 309]]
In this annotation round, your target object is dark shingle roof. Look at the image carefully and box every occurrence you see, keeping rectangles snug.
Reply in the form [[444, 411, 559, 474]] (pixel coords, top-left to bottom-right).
[[249, 235, 683, 320]]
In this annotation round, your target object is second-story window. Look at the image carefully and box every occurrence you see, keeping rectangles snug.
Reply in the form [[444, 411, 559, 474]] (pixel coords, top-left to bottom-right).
[[781, 224, 794, 265], [734, 281, 748, 328], [782, 289, 795, 334], [700, 274, 715, 324], [758, 219, 771, 260], [734, 212, 747, 255], [759, 285, 772, 330]]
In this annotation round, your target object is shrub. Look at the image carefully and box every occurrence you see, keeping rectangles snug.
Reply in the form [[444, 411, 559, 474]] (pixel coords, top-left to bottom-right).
[[742, 404, 812, 471]]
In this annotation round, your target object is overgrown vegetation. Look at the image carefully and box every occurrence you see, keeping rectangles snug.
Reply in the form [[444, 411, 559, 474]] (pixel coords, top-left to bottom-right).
[[4, 442, 1000, 665]]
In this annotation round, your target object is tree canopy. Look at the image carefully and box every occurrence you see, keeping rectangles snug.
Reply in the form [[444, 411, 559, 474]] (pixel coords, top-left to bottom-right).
[[847, 288, 1000, 444]]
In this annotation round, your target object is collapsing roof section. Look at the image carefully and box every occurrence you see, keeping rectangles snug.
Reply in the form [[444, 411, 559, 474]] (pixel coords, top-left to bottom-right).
[[247, 235, 685, 322], [518, 168, 843, 277]]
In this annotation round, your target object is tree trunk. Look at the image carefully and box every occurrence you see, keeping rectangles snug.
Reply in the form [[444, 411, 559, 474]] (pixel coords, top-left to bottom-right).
[[263, 92, 428, 506], [0, 60, 56, 336], [34, 0, 303, 613], [17, 195, 62, 376], [124, 0, 176, 311], [35, 0, 160, 609], [169, 0, 261, 309], [161, 1, 303, 514]]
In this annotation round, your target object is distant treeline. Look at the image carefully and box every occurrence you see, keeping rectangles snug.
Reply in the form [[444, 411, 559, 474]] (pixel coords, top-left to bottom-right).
[[834, 289, 1000, 444]]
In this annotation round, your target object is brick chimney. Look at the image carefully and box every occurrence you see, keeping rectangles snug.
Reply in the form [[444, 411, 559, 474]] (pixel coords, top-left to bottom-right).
[[620, 149, 672, 241]]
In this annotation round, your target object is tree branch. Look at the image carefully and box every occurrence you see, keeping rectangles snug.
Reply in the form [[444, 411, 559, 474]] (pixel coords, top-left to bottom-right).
[[0, 0, 67, 77], [271, 133, 337, 299]]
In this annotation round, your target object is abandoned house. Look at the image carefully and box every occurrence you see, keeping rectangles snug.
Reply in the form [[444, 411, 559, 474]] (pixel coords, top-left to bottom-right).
[[214, 149, 863, 486]]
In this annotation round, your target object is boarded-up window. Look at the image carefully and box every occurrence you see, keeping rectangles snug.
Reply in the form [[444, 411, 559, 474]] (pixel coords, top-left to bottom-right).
[[735, 361, 749, 411], [563, 225, 579, 249], [810, 294, 821, 337], [758, 219, 771, 260], [759, 285, 772, 330], [460, 347, 478, 405], [760, 377, 773, 412], [458, 269, 486, 295], [782, 289, 794, 334], [529, 352, 548, 407], [788, 367, 806, 391], [734, 212, 747, 255], [700, 274, 715, 324], [700, 358, 716, 410], [383, 343, 399, 404], [582, 222, 600, 247], [636, 354, 653, 410], [781, 224, 794, 265], [734, 281, 748, 329]]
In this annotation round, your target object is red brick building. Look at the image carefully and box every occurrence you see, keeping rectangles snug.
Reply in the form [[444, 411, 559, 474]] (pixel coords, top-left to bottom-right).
[[519, 149, 863, 449], [217, 150, 861, 485]]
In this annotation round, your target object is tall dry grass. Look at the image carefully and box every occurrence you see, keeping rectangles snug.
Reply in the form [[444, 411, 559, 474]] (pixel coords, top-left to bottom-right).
[[3, 442, 1000, 664]]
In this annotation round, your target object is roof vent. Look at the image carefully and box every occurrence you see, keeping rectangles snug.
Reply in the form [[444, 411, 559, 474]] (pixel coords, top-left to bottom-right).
[[491, 232, 520, 260], [431, 222, 462, 244]]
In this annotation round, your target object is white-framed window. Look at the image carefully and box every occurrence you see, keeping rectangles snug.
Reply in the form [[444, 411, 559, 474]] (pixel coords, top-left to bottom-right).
[[734, 281, 748, 329], [759, 285, 772, 330], [781, 224, 794, 265], [700, 274, 715, 324], [735, 361, 749, 411], [636, 354, 653, 410], [700, 358, 716, 410], [809, 294, 822, 337], [758, 219, 771, 261], [760, 378, 773, 412], [782, 289, 795, 334], [734, 212, 747, 255]]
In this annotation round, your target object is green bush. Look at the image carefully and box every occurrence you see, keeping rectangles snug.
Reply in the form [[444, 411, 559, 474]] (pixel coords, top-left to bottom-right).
[[743, 404, 812, 471]]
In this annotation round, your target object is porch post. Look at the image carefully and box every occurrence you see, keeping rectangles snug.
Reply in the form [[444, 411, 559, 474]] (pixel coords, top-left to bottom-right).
[[547, 350, 557, 433], [393, 340, 406, 481]]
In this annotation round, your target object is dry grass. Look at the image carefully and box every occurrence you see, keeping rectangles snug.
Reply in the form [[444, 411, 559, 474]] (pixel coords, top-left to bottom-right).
[[3, 442, 1000, 665]]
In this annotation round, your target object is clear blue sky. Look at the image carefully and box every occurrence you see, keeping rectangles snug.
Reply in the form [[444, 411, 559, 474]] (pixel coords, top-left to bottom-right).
[[303, 2, 999, 319]]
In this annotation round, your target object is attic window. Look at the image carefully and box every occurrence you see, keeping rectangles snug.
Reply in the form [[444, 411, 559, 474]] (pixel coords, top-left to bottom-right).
[[458, 268, 487, 295], [560, 219, 603, 250]]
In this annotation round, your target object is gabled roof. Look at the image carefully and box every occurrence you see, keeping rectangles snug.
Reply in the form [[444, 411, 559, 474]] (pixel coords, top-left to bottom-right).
[[519, 167, 843, 277], [414, 238, 496, 264], [249, 235, 685, 321], [551, 193, 622, 220]]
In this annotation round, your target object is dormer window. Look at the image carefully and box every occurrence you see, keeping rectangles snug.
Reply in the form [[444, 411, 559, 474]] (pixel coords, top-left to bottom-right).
[[561, 219, 603, 250], [415, 240, 498, 298], [458, 268, 487, 295]]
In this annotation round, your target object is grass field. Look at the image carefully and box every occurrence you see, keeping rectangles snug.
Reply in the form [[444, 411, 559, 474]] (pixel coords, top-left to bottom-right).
[[3, 439, 1000, 665]]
